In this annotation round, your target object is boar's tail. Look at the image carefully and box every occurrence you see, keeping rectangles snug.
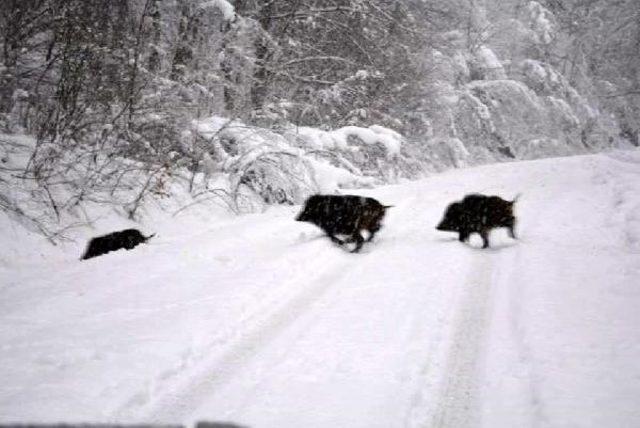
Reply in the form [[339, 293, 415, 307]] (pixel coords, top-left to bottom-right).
[[511, 193, 522, 204], [144, 233, 156, 241], [382, 205, 394, 209]]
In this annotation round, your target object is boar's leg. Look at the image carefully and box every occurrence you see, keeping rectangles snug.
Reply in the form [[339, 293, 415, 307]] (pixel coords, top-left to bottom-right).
[[366, 225, 380, 242], [507, 219, 517, 239], [480, 229, 490, 248], [349, 232, 365, 253], [458, 229, 470, 242], [328, 234, 345, 246]]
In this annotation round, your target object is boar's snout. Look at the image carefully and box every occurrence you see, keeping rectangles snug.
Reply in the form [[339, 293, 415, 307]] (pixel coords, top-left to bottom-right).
[[436, 218, 456, 231], [295, 210, 308, 222], [436, 203, 461, 231]]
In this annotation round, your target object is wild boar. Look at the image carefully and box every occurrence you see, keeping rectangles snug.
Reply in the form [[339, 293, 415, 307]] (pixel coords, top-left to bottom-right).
[[436, 193, 518, 248], [296, 194, 392, 252], [81, 228, 155, 260]]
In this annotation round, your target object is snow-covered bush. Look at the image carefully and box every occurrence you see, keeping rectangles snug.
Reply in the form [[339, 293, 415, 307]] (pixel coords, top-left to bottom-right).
[[195, 118, 313, 209], [513, 137, 572, 160], [283, 125, 404, 179], [0, 133, 181, 242], [527, 1, 555, 45], [471, 46, 507, 81], [428, 138, 471, 169], [192, 117, 418, 210]]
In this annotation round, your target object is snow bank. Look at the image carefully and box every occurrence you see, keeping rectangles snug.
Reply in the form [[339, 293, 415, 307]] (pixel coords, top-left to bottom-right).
[[427, 137, 471, 169], [0, 132, 238, 262], [512, 137, 571, 160]]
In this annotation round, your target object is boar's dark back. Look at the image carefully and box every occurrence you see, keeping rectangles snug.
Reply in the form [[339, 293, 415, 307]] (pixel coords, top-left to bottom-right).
[[437, 193, 517, 248], [81, 228, 155, 260], [296, 194, 390, 252]]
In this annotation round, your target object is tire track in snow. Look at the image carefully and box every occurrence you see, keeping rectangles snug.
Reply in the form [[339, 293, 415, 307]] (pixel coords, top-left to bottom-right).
[[498, 245, 545, 427], [427, 245, 513, 428], [121, 254, 352, 423], [102, 207, 363, 421]]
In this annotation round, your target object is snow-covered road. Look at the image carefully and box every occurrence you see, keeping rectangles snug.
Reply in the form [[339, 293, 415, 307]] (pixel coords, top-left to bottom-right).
[[2, 151, 640, 427]]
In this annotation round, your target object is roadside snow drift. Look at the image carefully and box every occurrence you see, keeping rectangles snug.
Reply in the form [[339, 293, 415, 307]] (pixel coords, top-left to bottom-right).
[[1, 150, 640, 427]]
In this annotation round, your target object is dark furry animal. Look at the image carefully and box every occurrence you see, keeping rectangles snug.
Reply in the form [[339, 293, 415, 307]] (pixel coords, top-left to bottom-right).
[[296, 194, 392, 252], [81, 228, 155, 260], [436, 193, 518, 248]]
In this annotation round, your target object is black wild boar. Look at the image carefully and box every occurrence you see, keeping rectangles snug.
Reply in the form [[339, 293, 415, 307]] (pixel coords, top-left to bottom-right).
[[436, 193, 518, 248], [81, 228, 155, 260], [296, 194, 392, 252]]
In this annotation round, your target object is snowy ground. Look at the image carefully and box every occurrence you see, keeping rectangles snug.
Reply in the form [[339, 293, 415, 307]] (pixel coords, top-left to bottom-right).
[[1, 150, 640, 427]]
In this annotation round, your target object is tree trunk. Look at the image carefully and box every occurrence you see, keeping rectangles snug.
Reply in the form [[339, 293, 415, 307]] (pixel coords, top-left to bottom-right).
[[251, 0, 275, 110]]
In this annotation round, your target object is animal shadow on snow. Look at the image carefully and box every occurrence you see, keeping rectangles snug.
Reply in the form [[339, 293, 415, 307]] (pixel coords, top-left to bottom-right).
[[295, 230, 379, 254], [434, 231, 521, 251], [464, 232, 521, 251]]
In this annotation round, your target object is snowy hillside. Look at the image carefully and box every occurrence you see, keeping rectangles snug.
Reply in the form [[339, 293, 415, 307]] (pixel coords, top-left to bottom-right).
[[2, 150, 639, 427]]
